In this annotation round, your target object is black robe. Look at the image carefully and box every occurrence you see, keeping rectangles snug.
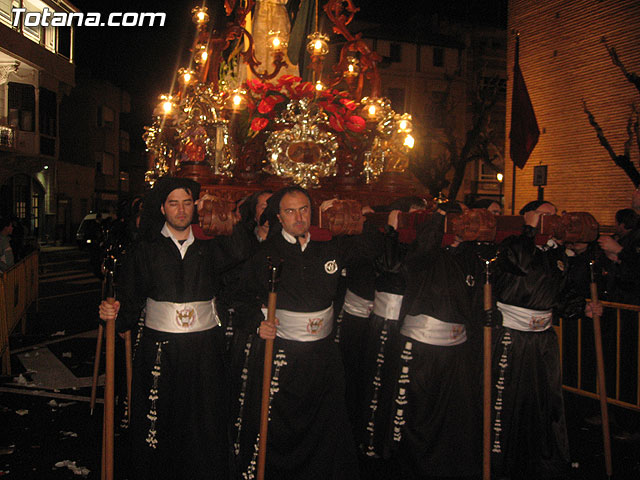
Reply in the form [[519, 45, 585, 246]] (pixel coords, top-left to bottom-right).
[[357, 226, 406, 459], [334, 257, 376, 436], [491, 227, 584, 479], [389, 215, 484, 478], [234, 228, 382, 480], [117, 228, 248, 480]]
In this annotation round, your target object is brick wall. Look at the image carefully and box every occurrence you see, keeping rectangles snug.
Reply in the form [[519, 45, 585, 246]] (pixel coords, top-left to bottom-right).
[[506, 0, 640, 227]]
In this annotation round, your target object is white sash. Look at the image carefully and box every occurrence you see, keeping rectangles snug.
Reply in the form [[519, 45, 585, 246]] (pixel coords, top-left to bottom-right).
[[373, 291, 403, 321], [497, 302, 552, 332], [262, 305, 334, 342], [343, 289, 374, 318], [145, 298, 220, 333], [400, 314, 467, 346]]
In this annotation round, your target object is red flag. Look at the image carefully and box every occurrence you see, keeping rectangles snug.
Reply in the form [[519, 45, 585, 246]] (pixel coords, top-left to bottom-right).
[[509, 37, 539, 169]]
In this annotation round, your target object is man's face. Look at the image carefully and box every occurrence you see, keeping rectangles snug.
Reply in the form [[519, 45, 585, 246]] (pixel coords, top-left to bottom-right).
[[255, 192, 272, 224], [161, 188, 194, 231], [278, 191, 311, 237]]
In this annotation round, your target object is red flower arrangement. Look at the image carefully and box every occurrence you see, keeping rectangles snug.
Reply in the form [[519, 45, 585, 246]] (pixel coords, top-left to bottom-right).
[[240, 75, 367, 147]]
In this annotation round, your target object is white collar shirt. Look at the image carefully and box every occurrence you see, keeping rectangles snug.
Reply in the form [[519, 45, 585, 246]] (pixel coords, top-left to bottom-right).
[[281, 228, 311, 252], [161, 223, 195, 259]]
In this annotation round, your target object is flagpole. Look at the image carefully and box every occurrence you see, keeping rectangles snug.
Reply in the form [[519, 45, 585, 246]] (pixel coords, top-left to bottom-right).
[[511, 33, 520, 214], [511, 161, 516, 214]]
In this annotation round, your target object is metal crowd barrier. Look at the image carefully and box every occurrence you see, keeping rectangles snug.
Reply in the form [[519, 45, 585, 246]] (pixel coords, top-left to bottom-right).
[[558, 301, 640, 412], [0, 251, 39, 375]]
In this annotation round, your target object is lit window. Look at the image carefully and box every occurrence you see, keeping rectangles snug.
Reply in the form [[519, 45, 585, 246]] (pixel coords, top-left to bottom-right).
[[23, 1, 42, 43], [0, 0, 12, 26], [31, 194, 39, 228], [44, 25, 56, 52], [480, 162, 497, 181]]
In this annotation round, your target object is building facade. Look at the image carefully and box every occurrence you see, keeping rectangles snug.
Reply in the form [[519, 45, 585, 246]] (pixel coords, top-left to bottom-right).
[[506, 0, 640, 226], [348, 14, 507, 203], [59, 74, 132, 241], [0, 0, 78, 242]]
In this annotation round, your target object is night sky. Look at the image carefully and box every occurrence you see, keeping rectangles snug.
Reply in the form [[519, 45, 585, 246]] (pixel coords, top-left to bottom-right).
[[68, 0, 507, 149]]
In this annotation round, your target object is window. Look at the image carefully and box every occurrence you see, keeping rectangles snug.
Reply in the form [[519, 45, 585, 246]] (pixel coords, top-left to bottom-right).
[[31, 194, 39, 229], [0, 0, 12, 25], [23, 1, 43, 42], [96, 152, 116, 175], [0, 0, 19, 27], [8, 82, 35, 132], [120, 131, 130, 152], [57, 26, 72, 59], [97, 106, 115, 128], [39, 88, 57, 137], [44, 25, 56, 52], [15, 199, 26, 219], [433, 47, 444, 67], [39, 88, 57, 156], [14, 176, 28, 219], [0, 126, 14, 148], [120, 171, 129, 192], [390, 43, 402, 63], [480, 162, 497, 181], [386, 88, 405, 112], [40, 137, 55, 156]]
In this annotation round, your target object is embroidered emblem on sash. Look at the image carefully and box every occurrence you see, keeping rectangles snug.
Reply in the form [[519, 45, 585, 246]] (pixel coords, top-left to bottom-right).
[[465, 274, 475, 287], [176, 307, 195, 328], [307, 317, 324, 334], [529, 315, 550, 330], [450, 324, 465, 339], [324, 259, 338, 274], [557, 260, 565, 271]]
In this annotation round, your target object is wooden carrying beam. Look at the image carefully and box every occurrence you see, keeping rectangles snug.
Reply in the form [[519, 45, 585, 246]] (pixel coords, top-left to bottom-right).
[[361, 210, 599, 243]]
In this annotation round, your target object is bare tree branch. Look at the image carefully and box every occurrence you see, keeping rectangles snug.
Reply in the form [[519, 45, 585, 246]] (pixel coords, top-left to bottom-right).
[[624, 106, 634, 160], [411, 71, 502, 199], [583, 100, 619, 159], [583, 99, 640, 187], [601, 37, 640, 95]]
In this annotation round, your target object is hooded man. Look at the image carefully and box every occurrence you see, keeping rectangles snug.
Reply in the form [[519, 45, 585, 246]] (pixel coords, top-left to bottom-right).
[[98, 176, 248, 480]]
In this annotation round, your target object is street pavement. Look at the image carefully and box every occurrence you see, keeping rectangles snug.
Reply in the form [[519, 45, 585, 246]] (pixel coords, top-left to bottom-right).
[[1, 246, 639, 479], [0, 246, 128, 479]]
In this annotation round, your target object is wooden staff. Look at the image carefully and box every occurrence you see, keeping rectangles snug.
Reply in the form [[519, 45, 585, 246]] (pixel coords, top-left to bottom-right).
[[257, 259, 282, 480], [92, 303, 133, 423], [101, 267, 116, 480], [90, 323, 104, 416], [481, 257, 495, 480], [589, 260, 613, 478], [91, 280, 107, 415], [124, 330, 133, 423]]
